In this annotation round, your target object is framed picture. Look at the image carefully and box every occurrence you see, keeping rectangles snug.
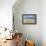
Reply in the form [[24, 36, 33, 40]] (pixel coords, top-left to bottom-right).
[[22, 14, 37, 24]]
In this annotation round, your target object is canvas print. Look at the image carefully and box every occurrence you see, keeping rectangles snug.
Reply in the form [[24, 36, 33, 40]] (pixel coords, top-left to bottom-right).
[[22, 14, 37, 24]]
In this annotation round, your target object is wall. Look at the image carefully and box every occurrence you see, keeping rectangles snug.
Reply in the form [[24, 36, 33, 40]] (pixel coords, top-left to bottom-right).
[[13, 0, 41, 46], [41, 0, 46, 46], [0, 0, 17, 29], [0, 0, 17, 39]]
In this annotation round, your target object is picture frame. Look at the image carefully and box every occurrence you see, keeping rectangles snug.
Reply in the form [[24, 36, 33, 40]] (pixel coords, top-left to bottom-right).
[[22, 14, 37, 24]]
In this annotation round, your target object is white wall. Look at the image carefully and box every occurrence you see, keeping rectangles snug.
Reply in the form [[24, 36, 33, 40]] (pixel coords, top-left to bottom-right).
[[0, 0, 17, 29], [13, 0, 41, 46], [41, 0, 46, 46]]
